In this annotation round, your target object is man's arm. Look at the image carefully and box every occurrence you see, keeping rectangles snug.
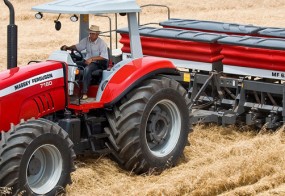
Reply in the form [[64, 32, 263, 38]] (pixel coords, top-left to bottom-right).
[[85, 56, 105, 65]]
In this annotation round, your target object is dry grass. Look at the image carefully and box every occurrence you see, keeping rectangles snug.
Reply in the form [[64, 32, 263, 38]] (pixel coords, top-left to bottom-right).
[[67, 125, 285, 195], [1, 0, 285, 195]]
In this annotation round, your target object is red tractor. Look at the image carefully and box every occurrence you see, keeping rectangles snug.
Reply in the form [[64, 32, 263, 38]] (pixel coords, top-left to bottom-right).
[[0, 0, 190, 195]]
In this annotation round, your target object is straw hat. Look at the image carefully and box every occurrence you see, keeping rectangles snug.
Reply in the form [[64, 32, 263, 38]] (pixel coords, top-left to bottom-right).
[[88, 25, 100, 33]]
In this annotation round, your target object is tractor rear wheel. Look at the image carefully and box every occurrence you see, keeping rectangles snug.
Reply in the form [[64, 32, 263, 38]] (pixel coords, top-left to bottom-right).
[[105, 76, 190, 174], [0, 118, 75, 195]]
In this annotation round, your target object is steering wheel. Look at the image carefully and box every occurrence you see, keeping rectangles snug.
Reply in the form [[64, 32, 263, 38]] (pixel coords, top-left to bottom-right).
[[70, 49, 84, 62]]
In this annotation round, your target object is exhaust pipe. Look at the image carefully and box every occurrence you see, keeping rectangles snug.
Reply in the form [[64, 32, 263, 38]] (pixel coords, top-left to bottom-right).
[[4, 0, 17, 69]]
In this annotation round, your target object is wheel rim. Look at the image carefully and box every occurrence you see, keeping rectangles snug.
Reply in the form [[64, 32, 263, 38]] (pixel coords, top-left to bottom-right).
[[146, 99, 181, 157], [26, 144, 63, 194]]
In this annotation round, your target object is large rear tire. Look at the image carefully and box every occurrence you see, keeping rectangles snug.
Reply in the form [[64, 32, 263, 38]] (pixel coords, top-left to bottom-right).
[[0, 118, 75, 195], [105, 76, 190, 174]]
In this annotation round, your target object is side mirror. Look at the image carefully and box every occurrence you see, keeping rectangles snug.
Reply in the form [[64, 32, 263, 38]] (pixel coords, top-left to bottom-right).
[[54, 20, 61, 31]]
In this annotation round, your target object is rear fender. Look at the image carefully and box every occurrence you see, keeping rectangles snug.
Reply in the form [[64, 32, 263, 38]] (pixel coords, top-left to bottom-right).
[[96, 57, 178, 106]]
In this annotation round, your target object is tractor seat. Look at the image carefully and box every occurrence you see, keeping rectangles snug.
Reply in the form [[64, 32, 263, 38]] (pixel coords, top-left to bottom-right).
[[92, 69, 103, 77], [90, 48, 112, 83], [91, 69, 103, 84]]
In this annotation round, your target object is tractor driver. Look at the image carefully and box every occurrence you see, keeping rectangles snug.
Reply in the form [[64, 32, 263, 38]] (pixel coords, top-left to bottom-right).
[[61, 25, 108, 100]]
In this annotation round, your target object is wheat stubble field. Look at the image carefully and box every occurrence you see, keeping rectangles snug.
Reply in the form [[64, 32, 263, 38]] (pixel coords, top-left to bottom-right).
[[1, 0, 285, 195]]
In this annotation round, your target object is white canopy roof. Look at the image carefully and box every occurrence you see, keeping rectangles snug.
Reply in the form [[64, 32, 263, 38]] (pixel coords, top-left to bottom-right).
[[31, 0, 141, 14]]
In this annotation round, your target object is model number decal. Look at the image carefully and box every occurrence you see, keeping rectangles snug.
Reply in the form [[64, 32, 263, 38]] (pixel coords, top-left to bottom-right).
[[40, 81, 53, 88]]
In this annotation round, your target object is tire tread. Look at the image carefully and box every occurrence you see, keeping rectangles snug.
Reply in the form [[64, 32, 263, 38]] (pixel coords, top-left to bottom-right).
[[0, 119, 75, 194], [105, 76, 191, 173]]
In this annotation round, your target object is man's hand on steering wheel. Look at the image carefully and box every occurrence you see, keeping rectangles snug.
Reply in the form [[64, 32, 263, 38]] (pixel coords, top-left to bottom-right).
[[60, 45, 84, 62], [60, 45, 68, 51]]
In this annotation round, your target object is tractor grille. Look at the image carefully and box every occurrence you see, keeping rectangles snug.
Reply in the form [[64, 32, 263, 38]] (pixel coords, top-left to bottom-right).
[[34, 93, 54, 114]]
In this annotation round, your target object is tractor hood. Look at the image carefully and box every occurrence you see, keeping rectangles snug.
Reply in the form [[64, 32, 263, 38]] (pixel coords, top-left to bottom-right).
[[31, 0, 141, 14], [0, 61, 64, 96]]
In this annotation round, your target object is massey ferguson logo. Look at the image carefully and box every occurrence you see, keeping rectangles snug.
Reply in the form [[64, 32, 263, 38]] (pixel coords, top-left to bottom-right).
[[14, 73, 53, 90], [14, 80, 31, 90], [0, 69, 63, 98], [32, 73, 53, 83]]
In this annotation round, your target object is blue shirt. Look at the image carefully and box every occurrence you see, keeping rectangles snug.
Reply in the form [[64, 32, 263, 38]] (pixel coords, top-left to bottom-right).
[[76, 37, 108, 60]]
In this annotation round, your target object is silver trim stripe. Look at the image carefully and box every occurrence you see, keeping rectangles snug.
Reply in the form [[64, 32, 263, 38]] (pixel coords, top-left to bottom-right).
[[0, 69, 64, 97], [122, 53, 214, 71], [224, 65, 285, 80]]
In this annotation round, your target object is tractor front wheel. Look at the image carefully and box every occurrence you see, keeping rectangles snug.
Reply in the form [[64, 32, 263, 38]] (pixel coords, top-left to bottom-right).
[[105, 76, 190, 174], [0, 119, 75, 195]]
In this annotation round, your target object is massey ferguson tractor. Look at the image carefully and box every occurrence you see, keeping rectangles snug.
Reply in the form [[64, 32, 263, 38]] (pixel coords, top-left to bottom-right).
[[3, 0, 285, 195], [0, 0, 191, 195]]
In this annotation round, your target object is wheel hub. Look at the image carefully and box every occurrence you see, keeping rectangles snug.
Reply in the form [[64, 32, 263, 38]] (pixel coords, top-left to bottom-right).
[[147, 108, 170, 145], [28, 156, 41, 176], [145, 99, 182, 157], [27, 144, 63, 195]]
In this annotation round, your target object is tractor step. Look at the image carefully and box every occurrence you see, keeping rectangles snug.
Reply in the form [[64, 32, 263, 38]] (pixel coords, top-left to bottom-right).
[[83, 114, 109, 153], [94, 148, 112, 155], [89, 133, 110, 140], [86, 116, 106, 124]]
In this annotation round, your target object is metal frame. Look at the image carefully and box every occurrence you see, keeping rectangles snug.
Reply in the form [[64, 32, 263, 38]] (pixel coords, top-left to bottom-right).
[[188, 71, 285, 128], [94, 14, 113, 56], [138, 4, 170, 26], [79, 12, 142, 59]]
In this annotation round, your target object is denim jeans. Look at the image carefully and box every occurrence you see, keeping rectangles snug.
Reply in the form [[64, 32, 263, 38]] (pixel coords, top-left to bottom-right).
[[82, 59, 108, 94]]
